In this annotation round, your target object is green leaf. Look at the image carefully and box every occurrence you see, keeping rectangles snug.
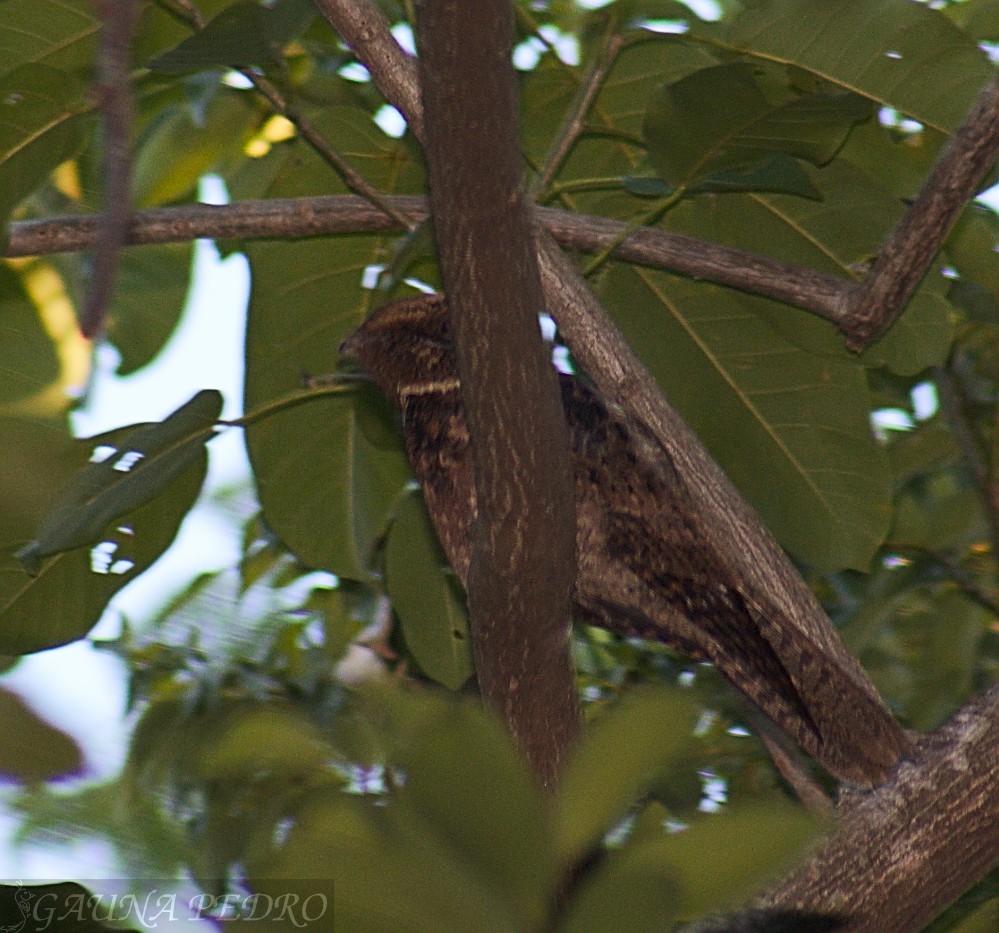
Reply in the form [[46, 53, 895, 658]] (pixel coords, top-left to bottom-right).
[[557, 830, 683, 933], [106, 243, 195, 375], [0, 421, 208, 654], [0, 686, 82, 782], [668, 801, 820, 920], [243, 105, 422, 577], [597, 263, 892, 571], [396, 702, 553, 926], [0, 64, 89, 233], [644, 63, 869, 189], [385, 489, 471, 690], [248, 788, 526, 931], [149, 0, 313, 74], [194, 704, 332, 781], [554, 688, 699, 864], [131, 89, 259, 208], [728, 0, 994, 135], [16, 390, 222, 574], [690, 153, 822, 199], [659, 158, 954, 375], [0, 264, 60, 408], [0, 1, 98, 79]]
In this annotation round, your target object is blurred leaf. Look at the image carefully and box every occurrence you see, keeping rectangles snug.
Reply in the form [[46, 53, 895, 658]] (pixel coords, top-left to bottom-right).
[[16, 390, 222, 574], [106, 243, 195, 374], [0, 264, 61, 408], [131, 89, 259, 207], [385, 489, 471, 689], [555, 688, 699, 864], [0, 64, 89, 234], [0, 420, 207, 654], [195, 704, 331, 781], [728, 0, 994, 134], [0, 686, 82, 782], [149, 0, 314, 74], [665, 800, 820, 920], [644, 63, 869, 189], [0, 1, 97, 79], [248, 787, 526, 931], [946, 204, 999, 297], [396, 701, 552, 925], [558, 829, 683, 932]]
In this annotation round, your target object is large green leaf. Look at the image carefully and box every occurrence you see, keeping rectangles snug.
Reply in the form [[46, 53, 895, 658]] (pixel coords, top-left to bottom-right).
[[598, 262, 891, 571], [149, 0, 314, 74], [16, 390, 222, 574], [644, 63, 870, 190], [662, 159, 954, 375], [727, 0, 995, 135], [0, 419, 208, 654], [0, 64, 89, 233], [243, 105, 422, 578], [0, 0, 97, 79], [395, 702, 553, 926], [0, 264, 60, 408], [384, 489, 471, 690], [105, 242, 196, 375], [554, 688, 699, 865]]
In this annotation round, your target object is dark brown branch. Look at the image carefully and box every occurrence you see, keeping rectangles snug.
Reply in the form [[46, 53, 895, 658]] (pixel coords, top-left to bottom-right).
[[841, 70, 999, 351], [85, 0, 139, 338], [414, 0, 580, 789], [4, 196, 850, 321], [311, 0, 424, 140], [757, 683, 999, 931], [316, 0, 908, 786]]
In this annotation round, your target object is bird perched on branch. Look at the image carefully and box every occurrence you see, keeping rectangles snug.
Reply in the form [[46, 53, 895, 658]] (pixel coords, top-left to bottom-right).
[[341, 295, 908, 786]]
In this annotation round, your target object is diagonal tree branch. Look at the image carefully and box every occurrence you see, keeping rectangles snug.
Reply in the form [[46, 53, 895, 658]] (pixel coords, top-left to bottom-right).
[[840, 70, 999, 351], [754, 683, 999, 932]]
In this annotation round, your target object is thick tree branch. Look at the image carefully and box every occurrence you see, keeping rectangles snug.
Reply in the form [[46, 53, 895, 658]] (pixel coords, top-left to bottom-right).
[[4, 197, 849, 323], [756, 683, 999, 931], [413, 0, 580, 789], [840, 70, 999, 351]]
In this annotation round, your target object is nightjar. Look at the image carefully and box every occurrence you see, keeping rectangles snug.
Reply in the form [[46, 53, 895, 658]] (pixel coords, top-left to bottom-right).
[[341, 295, 908, 786]]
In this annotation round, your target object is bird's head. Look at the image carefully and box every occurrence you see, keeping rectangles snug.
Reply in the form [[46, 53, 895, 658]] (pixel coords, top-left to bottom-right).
[[339, 295, 459, 406]]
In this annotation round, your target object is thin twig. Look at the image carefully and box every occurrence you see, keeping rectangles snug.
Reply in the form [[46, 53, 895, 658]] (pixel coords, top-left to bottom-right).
[[528, 30, 623, 198], [85, 0, 140, 337], [158, 0, 414, 230], [933, 363, 999, 550]]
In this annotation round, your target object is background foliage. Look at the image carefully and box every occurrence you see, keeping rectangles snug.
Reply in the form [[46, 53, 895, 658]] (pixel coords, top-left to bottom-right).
[[0, 0, 997, 928]]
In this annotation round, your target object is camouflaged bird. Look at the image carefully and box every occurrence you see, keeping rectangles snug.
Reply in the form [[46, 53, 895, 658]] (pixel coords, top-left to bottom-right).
[[341, 295, 908, 786]]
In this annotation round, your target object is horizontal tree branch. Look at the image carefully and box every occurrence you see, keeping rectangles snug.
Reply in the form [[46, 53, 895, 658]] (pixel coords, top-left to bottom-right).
[[4, 195, 852, 328]]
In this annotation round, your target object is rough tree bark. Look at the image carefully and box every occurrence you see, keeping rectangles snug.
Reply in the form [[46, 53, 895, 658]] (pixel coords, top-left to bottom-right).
[[413, 0, 581, 789], [25, 0, 999, 925]]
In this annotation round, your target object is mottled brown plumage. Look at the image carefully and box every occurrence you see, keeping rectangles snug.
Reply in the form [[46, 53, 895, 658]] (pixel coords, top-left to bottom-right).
[[341, 295, 906, 785]]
